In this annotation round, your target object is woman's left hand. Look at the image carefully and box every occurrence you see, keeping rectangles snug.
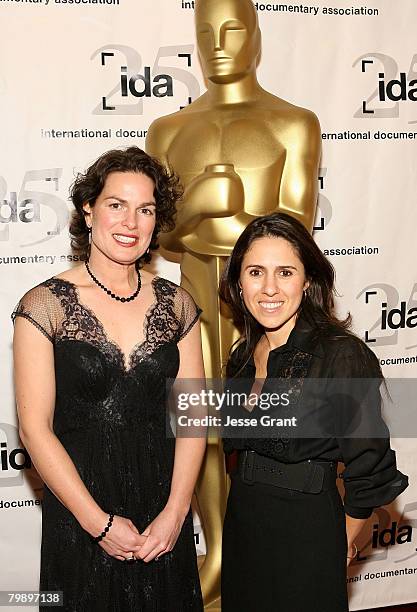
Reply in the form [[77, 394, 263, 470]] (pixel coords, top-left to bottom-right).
[[135, 506, 187, 563]]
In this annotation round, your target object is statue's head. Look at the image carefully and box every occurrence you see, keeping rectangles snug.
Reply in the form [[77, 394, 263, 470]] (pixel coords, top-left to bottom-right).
[[195, 0, 261, 83]]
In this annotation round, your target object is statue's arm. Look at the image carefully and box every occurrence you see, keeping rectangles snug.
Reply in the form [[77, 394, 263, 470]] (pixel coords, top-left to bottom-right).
[[146, 118, 171, 167], [146, 119, 189, 252], [146, 120, 233, 252], [148, 120, 246, 253], [278, 110, 322, 232]]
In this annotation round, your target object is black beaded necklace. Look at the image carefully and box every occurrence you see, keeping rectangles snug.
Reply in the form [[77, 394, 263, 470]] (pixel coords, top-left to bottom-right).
[[85, 261, 141, 303]]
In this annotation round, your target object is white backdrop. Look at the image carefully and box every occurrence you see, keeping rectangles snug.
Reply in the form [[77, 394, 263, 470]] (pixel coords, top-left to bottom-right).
[[1, 0, 416, 609]]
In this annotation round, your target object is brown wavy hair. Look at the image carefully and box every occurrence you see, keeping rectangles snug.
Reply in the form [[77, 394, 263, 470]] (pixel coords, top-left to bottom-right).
[[69, 146, 182, 267]]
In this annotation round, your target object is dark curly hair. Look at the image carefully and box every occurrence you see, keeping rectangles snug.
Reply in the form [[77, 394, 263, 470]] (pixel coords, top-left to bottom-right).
[[69, 146, 182, 266]]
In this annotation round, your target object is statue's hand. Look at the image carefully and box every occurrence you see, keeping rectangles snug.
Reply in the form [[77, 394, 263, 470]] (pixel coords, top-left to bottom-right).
[[182, 164, 244, 226], [159, 164, 245, 254]]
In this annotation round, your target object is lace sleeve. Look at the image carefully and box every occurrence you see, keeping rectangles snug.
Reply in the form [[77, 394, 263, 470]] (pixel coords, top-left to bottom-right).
[[174, 287, 202, 342], [12, 283, 59, 343]]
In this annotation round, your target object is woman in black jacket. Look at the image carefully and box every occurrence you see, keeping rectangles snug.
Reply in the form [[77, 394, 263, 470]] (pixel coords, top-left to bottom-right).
[[219, 212, 408, 612]]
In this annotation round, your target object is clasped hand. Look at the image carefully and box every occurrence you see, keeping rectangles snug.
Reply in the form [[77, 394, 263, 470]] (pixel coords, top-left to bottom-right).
[[135, 506, 186, 563], [99, 508, 185, 563], [98, 515, 145, 561]]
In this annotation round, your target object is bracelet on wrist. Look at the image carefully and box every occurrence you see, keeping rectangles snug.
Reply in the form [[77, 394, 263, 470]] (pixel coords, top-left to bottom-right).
[[93, 513, 114, 543], [347, 542, 358, 560]]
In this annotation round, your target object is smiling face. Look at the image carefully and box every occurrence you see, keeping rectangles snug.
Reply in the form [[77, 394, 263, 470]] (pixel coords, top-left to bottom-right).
[[84, 171, 156, 266], [195, 0, 260, 83], [239, 236, 309, 344]]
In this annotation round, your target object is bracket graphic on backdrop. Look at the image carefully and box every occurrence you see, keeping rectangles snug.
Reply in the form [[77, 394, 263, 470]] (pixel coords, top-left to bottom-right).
[[91, 44, 201, 115], [358, 284, 417, 349], [354, 52, 417, 122]]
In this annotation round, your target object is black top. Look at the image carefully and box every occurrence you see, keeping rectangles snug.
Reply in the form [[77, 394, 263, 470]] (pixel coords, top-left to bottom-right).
[[222, 315, 408, 519]]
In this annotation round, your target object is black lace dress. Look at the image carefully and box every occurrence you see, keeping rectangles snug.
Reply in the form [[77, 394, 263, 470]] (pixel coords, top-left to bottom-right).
[[13, 277, 204, 612]]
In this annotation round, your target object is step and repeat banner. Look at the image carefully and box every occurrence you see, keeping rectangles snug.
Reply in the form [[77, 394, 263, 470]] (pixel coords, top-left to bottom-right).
[[1, 0, 416, 609]]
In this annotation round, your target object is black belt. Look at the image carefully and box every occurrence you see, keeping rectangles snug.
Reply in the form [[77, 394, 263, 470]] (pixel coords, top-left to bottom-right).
[[237, 450, 336, 494]]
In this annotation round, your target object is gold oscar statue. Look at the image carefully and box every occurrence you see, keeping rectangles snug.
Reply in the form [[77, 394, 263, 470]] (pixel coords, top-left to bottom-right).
[[146, 0, 321, 608]]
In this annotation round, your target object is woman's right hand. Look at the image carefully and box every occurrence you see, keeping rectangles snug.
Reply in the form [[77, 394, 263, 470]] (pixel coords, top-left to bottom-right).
[[95, 515, 147, 561]]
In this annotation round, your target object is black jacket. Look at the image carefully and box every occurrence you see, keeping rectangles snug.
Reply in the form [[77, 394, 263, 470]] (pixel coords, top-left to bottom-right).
[[222, 315, 408, 519]]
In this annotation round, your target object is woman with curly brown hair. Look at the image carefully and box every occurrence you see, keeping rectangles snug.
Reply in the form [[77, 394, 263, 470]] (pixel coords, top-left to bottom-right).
[[12, 147, 205, 611]]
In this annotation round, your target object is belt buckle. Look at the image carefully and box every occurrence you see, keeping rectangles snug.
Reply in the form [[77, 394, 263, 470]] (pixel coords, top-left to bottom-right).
[[241, 450, 255, 485], [305, 460, 325, 494]]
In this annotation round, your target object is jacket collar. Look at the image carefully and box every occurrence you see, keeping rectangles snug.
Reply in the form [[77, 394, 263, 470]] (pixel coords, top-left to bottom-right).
[[245, 313, 324, 369], [282, 313, 325, 358]]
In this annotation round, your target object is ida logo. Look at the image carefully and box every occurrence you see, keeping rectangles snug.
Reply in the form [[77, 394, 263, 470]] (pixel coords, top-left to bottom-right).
[[357, 283, 417, 346], [120, 66, 172, 99], [0, 193, 40, 225], [0, 424, 31, 488], [372, 522, 412, 548], [92, 44, 200, 115], [353, 52, 417, 119], [1, 442, 31, 472], [378, 73, 417, 102], [354, 504, 417, 565], [381, 302, 417, 330], [0, 169, 69, 246]]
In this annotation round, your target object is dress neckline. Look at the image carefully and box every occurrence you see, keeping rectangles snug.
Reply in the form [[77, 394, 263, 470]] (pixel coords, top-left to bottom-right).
[[50, 276, 162, 371]]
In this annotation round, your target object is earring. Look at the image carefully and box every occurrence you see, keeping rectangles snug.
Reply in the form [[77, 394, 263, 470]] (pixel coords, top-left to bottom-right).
[[239, 288, 243, 298], [146, 247, 150, 255], [88, 226, 92, 244]]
